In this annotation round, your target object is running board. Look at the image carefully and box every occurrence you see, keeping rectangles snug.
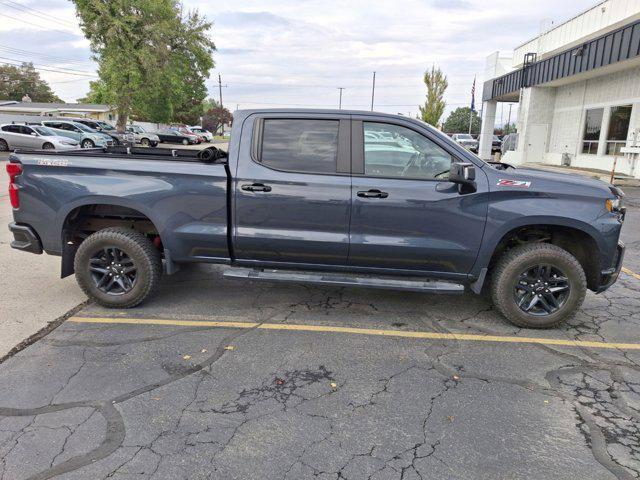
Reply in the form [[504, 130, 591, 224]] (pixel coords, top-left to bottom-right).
[[222, 268, 465, 294]]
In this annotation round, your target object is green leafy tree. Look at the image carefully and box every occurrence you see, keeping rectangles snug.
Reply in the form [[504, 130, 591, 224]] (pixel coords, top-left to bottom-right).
[[72, 0, 215, 128], [502, 122, 516, 135], [202, 99, 232, 134], [443, 107, 481, 135], [418, 66, 448, 127], [0, 63, 63, 102]]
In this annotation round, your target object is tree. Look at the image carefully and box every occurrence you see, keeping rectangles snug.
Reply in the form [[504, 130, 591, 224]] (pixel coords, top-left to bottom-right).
[[72, 0, 215, 128], [418, 66, 448, 127], [202, 99, 232, 134], [443, 107, 481, 135], [0, 63, 63, 102]]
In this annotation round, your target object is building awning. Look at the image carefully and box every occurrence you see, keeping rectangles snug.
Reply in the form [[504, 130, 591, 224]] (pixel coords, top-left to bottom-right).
[[483, 18, 640, 102]]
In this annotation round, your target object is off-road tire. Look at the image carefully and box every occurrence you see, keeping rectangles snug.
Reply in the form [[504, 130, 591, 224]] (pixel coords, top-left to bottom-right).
[[74, 227, 162, 308], [491, 243, 587, 328]]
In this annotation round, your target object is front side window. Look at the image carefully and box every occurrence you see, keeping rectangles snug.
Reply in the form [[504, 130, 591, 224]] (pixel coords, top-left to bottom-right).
[[260, 119, 339, 174], [606, 105, 632, 156], [363, 122, 452, 180], [581, 108, 603, 155]]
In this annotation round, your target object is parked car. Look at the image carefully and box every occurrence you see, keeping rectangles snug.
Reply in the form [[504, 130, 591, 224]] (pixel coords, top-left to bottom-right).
[[63, 118, 124, 145], [40, 120, 113, 148], [0, 124, 79, 151], [6, 109, 625, 329], [492, 135, 503, 153], [188, 126, 213, 142], [125, 125, 160, 147], [451, 133, 478, 153], [155, 128, 198, 145], [176, 127, 204, 143], [501, 133, 518, 155]]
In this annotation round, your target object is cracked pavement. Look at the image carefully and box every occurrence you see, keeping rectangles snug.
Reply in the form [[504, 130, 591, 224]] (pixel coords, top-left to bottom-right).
[[0, 188, 638, 479]]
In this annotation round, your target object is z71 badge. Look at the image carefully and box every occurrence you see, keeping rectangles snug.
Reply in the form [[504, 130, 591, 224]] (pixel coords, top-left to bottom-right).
[[497, 179, 531, 188]]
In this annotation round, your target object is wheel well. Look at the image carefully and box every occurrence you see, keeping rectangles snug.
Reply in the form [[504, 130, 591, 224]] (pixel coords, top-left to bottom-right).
[[61, 204, 162, 277], [488, 225, 600, 290]]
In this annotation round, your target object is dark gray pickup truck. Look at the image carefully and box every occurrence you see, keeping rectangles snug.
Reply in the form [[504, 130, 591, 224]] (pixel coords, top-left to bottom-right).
[[7, 109, 626, 328]]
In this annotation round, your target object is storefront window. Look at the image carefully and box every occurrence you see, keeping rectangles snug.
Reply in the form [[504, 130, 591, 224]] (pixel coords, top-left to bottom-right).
[[606, 105, 632, 156], [581, 108, 603, 155]]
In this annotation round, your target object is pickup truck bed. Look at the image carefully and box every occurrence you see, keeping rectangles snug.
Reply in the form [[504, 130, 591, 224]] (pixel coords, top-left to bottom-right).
[[7, 109, 625, 328]]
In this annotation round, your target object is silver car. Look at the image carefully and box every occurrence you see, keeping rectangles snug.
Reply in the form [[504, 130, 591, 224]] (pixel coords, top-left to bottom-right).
[[125, 125, 160, 147], [451, 133, 479, 153], [40, 120, 113, 149], [0, 124, 80, 151]]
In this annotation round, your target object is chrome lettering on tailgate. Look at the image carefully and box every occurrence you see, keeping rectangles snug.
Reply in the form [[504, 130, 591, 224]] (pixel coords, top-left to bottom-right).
[[36, 158, 69, 167]]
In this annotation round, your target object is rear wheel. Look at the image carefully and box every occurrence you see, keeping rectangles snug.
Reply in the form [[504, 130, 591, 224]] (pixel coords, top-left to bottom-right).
[[490, 243, 586, 328], [74, 227, 162, 308], [0, 139, 9, 151], [182, 139, 189, 145], [81, 139, 95, 149], [42, 142, 54, 150]]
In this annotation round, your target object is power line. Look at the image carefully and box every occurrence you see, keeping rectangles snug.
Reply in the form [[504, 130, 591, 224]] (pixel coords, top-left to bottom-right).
[[0, 59, 97, 77], [1, 12, 79, 37], [0, 55, 95, 75], [0, 0, 78, 29], [0, 45, 94, 67]]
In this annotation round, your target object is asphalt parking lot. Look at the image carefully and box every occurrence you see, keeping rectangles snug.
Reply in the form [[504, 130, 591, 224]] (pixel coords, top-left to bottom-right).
[[1, 151, 640, 479]]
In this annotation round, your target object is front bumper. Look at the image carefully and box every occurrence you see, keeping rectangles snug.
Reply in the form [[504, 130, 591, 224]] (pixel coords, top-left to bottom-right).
[[596, 241, 625, 293], [54, 143, 80, 150], [8, 222, 43, 254]]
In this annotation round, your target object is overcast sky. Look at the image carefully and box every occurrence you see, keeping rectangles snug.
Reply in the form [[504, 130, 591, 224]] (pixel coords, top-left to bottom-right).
[[0, 0, 597, 123]]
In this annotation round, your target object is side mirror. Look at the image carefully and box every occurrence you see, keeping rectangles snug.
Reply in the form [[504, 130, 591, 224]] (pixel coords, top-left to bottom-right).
[[449, 162, 476, 191]]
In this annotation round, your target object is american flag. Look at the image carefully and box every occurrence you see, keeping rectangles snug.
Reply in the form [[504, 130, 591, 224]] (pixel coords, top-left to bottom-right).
[[470, 76, 476, 112]]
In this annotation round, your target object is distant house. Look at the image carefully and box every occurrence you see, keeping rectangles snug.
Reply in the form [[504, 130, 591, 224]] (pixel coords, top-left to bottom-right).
[[0, 100, 116, 121]]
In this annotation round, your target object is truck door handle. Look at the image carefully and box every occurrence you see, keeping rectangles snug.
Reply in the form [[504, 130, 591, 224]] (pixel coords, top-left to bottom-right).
[[241, 183, 272, 192], [357, 189, 388, 199]]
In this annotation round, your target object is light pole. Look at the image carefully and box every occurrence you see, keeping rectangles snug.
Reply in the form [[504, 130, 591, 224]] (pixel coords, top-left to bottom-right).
[[371, 71, 376, 111], [338, 87, 345, 109]]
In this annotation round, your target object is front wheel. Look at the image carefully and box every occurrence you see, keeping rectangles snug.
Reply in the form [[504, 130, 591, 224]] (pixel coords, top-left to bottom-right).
[[81, 139, 95, 149], [490, 243, 586, 328], [140, 138, 150, 147], [42, 142, 54, 150], [74, 227, 162, 308], [182, 139, 189, 145]]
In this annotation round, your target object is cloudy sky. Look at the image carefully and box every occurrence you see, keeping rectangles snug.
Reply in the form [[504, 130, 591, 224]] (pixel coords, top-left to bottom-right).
[[0, 0, 597, 123]]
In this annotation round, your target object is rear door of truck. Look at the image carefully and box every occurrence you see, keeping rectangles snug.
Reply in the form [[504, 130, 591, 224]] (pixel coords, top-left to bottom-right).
[[232, 112, 351, 266]]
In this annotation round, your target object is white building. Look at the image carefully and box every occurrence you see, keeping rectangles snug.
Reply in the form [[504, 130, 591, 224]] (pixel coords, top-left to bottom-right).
[[479, 0, 640, 179]]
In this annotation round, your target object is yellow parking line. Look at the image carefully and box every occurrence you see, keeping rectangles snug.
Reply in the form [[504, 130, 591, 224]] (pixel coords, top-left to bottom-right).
[[622, 267, 640, 281], [69, 316, 640, 351]]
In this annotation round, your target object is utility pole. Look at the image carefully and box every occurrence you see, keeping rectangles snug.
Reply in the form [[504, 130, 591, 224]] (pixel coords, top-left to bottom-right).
[[338, 87, 345, 109], [507, 103, 513, 132], [370, 71, 376, 111], [218, 74, 225, 135]]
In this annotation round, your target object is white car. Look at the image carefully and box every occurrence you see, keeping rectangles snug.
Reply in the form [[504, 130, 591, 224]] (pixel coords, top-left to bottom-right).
[[0, 124, 80, 151], [188, 126, 213, 142]]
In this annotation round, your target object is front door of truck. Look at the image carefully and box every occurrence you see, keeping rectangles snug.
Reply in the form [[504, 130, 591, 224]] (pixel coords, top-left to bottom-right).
[[348, 119, 488, 276], [233, 114, 351, 266]]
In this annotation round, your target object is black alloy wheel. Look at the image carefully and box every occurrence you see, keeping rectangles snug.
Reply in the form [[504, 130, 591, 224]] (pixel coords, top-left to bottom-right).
[[514, 264, 570, 316], [89, 247, 137, 295]]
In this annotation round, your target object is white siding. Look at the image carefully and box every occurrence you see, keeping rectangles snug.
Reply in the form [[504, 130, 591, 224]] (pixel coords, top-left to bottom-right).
[[513, 0, 640, 67]]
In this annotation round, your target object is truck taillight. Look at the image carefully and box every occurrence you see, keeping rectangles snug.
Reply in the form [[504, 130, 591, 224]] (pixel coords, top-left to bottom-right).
[[6, 162, 22, 208]]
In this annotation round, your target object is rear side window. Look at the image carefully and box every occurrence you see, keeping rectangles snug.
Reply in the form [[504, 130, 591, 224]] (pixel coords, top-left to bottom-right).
[[259, 119, 339, 174]]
